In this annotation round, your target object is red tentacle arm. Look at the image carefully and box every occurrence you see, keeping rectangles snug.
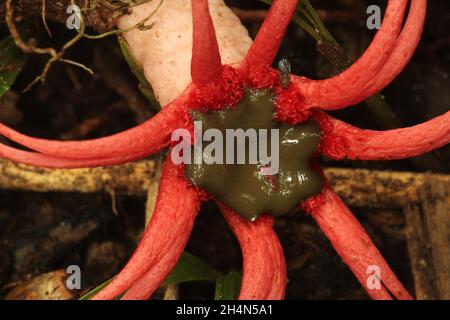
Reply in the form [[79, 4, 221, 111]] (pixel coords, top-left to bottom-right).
[[302, 188, 412, 300], [93, 156, 201, 300], [315, 111, 450, 161], [191, 0, 223, 85], [0, 97, 187, 161], [242, 0, 298, 70], [368, 0, 427, 94], [217, 202, 286, 300], [0, 142, 127, 168], [295, 0, 408, 110], [120, 241, 186, 300], [0, 139, 172, 169]]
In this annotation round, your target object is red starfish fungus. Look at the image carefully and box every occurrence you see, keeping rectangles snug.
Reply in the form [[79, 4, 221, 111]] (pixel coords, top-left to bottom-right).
[[1, 0, 448, 300]]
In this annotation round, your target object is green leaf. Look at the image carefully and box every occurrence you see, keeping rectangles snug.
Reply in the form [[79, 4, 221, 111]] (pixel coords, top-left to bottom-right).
[[0, 37, 25, 98], [118, 35, 160, 109], [163, 252, 220, 286], [79, 278, 113, 300], [214, 271, 242, 300]]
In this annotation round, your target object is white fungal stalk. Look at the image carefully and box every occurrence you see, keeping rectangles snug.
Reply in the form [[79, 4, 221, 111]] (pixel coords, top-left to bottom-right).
[[117, 0, 252, 105]]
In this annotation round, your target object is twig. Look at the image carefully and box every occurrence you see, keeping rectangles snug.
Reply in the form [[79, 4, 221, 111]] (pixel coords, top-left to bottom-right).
[[232, 7, 363, 24], [0, 0, 130, 33], [404, 203, 439, 299], [76, 0, 163, 40], [60, 103, 122, 140], [230, 8, 267, 22], [5, 0, 93, 92], [5, 0, 56, 56], [0, 158, 159, 196], [1, 158, 448, 209], [404, 178, 450, 299], [41, 0, 52, 38], [418, 180, 450, 299]]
